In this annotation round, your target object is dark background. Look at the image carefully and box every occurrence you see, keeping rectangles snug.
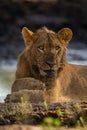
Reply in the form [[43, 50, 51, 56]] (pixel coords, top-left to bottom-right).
[[0, 0, 87, 61]]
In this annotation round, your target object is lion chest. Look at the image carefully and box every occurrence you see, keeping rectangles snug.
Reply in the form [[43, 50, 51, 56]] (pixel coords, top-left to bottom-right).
[[43, 80, 61, 103], [43, 79, 73, 103]]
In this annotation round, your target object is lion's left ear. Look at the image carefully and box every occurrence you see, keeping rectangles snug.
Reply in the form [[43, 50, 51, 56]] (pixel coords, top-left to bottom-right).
[[22, 27, 34, 47], [57, 28, 73, 46]]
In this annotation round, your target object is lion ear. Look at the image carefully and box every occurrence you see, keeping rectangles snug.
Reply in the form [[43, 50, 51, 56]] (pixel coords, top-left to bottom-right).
[[57, 28, 73, 46], [21, 27, 34, 47]]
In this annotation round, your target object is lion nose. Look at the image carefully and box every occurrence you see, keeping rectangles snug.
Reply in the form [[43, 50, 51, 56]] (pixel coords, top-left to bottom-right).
[[46, 60, 56, 68]]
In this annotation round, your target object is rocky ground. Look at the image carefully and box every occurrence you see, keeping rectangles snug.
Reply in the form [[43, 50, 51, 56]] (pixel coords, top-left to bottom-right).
[[0, 102, 87, 129]]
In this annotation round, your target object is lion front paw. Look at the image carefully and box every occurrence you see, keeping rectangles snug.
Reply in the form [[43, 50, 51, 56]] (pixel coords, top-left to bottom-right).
[[12, 78, 46, 92], [5, 89, 45, 103]]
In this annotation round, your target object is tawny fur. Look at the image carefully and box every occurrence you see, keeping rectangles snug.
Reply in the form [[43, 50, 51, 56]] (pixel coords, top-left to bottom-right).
[[5, 27, 87, 103]]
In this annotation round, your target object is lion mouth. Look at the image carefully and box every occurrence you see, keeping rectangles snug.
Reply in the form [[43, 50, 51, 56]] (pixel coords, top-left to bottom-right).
[[45, 70, 56, 78], [40, 69, 56, 78]]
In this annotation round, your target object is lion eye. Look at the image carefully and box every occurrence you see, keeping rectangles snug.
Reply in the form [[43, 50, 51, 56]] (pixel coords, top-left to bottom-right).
[[38, 46, 44, 53], [56, 46, 61, 52]]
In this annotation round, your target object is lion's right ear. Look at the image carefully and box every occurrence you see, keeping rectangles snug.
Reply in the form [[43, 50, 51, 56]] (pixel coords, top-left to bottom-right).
[[21, 27, 34, 47]]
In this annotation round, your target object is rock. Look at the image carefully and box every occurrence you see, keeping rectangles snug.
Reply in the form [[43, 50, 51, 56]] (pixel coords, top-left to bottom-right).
[[0, 124, 86, 130]]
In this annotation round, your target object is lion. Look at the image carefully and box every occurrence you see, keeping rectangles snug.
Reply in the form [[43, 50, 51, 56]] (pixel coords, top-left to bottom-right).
[[5, 26, 87, 103]]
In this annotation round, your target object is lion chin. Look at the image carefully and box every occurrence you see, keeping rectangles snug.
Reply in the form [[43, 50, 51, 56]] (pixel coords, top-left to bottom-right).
[[39, 69, 57, 78]]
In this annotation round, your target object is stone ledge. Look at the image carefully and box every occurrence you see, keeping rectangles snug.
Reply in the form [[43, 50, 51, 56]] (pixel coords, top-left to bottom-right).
[[0, 125, 86, 130]]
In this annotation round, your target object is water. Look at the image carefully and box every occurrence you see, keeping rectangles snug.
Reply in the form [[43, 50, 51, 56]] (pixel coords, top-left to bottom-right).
[[0, 60, 16, 102], [0, 48, 87, 102], [67, 48, 87, 65]]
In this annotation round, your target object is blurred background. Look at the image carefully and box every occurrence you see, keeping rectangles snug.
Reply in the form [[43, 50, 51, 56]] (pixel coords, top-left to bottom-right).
[[0, 0, 87, 102]]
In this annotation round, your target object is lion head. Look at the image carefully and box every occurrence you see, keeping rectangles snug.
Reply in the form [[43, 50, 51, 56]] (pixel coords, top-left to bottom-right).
[[22, 27, 72, 79]]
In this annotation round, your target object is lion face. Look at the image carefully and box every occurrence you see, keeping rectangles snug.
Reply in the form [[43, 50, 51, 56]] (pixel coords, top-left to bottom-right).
[[22, 27, 72, 79], [30, 33, 63, 79]]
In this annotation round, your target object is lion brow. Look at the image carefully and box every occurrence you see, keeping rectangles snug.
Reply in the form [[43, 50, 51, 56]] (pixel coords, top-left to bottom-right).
[[41, 26, 55, 34]]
